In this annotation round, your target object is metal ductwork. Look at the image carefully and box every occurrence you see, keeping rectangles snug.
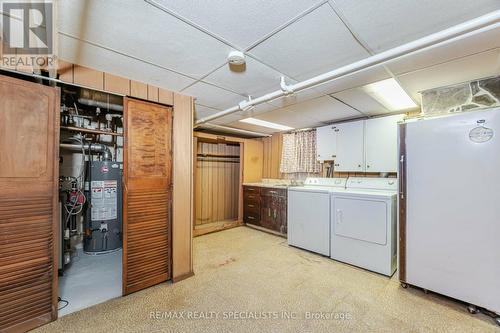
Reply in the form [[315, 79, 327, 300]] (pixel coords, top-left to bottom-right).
[[60, 143, 113, 161]]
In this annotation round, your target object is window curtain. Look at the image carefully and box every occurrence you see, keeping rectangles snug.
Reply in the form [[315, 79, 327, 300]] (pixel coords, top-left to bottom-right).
[[280, 130, 321, 174]]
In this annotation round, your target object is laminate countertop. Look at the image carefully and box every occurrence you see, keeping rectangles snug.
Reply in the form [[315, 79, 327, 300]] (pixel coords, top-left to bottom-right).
[[242, 183, 299, 189]]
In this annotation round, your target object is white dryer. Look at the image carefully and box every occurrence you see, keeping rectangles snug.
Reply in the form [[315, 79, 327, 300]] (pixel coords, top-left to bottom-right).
[[288, 178, 347, 256], [330, 177, 397, 276]]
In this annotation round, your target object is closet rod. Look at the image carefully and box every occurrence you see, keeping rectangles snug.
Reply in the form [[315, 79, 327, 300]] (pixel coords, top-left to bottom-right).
[[197, 158, 240, 164], [197, 153, 240, 158]]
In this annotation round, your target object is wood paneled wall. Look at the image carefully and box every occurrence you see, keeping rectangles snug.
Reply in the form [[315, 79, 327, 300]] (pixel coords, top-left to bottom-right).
[[262, 133, 283, 179], [195, 142, 240, 225], [243, 139, 264, 183], [172, 94, 194, 282], [55, 61, 174, 105]]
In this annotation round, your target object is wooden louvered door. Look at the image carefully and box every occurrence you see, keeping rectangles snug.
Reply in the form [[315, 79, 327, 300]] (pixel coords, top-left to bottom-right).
[[0, 75, 59, 332], [123, 98, 173, 295]]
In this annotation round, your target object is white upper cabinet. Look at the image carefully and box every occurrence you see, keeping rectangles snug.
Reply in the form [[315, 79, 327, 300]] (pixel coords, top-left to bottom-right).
[[334, 120, 365, 172], [316, 124, 338, 161], [365, 114, 404, 173], [315, 114, 404, 172]]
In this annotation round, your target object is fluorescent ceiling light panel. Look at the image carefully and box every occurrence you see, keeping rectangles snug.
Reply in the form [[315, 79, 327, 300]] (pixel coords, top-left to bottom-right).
[[239, 117, 294, 131], [363, 78, 417, 111]]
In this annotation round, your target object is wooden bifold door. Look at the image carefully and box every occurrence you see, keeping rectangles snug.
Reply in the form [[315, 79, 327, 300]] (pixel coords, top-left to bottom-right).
[[123, 98, 173, 295], [0, 75, 60, 332], [0, 76, 174, 332]]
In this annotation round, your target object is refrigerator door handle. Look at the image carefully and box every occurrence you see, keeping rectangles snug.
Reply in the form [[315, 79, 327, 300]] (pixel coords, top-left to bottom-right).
[[336, 209, 343, 224], [399, 154, 405, 200]]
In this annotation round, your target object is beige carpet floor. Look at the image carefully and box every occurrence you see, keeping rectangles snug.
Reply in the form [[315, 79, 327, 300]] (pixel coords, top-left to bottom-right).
[[34, 226, 496, 332]]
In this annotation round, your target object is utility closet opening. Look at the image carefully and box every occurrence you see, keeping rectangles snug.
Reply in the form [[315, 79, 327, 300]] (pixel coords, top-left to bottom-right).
[[194, 140, 242, 236], [58, 84, 124, 316]]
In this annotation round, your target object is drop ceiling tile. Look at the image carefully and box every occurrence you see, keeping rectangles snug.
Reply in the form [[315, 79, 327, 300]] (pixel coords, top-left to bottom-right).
[[210, 103, 278, 125], [204, 56, 293, 97], [154, 0, 322, 49], [267, 87, 326, 108], [196, 101, 278, 126], [288, 96, 363, 123], [227, 95, 363, 132], [387, 24, 500, 75], [397, 48, 500, 102], [266, 66, 391, 109], [58, 0, 232, 79], [312, 66, 391, 95], [59, 34, 195, 91], [257, 108, 324, 129], [333, 89, 390, 115], [241, 96, 361, 131], [225, 122, 278, 135], [333, 0, 500, 52], [194, 104, 220, 120], [183, 81, 245, 110], [249, 4, 370, 80], [209, 113, 242, 125], [202, 123, 272, 137]]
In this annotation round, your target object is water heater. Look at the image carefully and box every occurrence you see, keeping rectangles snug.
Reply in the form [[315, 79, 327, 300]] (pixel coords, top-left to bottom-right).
[[84, 161, 123, 253]]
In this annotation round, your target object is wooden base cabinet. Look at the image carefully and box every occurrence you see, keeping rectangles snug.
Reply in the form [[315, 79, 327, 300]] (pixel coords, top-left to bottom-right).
[[243, 186, 287, 235], [243, 186, 261, 226]]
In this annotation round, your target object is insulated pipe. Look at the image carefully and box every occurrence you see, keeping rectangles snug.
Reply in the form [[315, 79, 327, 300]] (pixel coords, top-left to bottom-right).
[[77, 98, 123, 112], [201, 123, 272, 137], [195, 10, 500, 126], [60, 143, 113, 161]]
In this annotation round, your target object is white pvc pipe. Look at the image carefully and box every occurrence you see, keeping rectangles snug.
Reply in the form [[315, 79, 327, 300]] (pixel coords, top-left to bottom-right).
[[195, 10, 500, 126], [201, 123, 271, 137]]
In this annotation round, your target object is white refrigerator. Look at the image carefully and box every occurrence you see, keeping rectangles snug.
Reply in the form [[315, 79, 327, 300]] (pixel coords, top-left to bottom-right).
[[399, 107, 500, 317]]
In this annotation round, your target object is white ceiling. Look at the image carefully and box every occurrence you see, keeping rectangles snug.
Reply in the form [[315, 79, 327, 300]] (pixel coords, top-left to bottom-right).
[[56, 0, 500, 134], [332, 0, 500, 53], [248, 4, 370, 80]]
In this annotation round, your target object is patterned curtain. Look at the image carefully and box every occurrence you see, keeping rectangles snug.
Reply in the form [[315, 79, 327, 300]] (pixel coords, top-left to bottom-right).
[[280, 130, 321, 174]]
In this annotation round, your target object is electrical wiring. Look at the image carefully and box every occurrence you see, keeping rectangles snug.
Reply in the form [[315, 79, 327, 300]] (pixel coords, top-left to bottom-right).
[[58, 297, 69, 310]]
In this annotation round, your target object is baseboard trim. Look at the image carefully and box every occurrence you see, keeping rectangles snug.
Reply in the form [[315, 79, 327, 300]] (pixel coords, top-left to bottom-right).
[[172, 271, 195, 283], [245, 224, 286, 238]]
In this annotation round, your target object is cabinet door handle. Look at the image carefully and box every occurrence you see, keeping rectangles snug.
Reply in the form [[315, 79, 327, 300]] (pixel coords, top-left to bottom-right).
[[247, 204, 254, 208], [247, 188, 254, 191], [247, 216, 255, 220], [269, 190, 277, 194], [268, 208, 271, 217], [273, 209, 277, 219], [400, 154, 405, 200]]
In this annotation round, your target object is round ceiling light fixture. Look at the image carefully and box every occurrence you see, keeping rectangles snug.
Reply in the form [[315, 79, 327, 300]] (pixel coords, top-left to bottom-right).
[[227, 50, 246, 66]]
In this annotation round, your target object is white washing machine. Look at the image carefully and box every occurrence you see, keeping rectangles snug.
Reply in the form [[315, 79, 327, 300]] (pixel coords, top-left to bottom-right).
[[288, 178, 347, 256], [330, 177, 397, 276]]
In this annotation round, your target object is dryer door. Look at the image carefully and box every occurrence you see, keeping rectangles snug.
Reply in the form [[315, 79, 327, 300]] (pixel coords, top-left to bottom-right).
[[333, 196, 387, 245]]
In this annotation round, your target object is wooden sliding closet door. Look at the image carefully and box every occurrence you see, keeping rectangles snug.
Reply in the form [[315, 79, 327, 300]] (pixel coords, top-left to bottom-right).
[[0, 75, 59, 332], [123, 98, 173, 295]]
